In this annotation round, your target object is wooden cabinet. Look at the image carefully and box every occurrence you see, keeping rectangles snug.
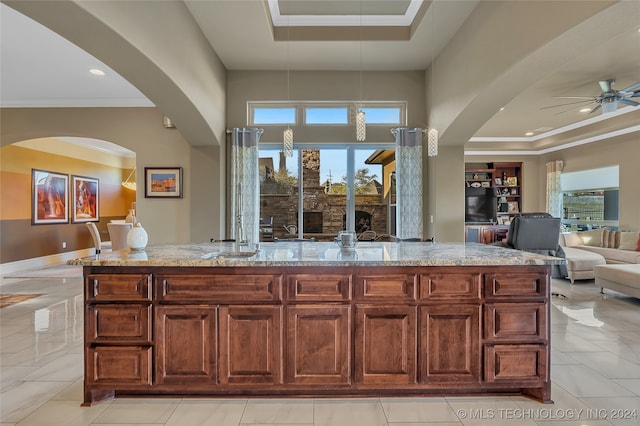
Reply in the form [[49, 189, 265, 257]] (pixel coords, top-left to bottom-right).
[[155, 306, 218, 385], [220, 305, 283, 385], [83, 265, 551, 404], [355, 305, 416, 384], [84, 273, 153, 393], [464, 162, 523, 228], [419, 305, 480, 383], [286, 305, 350, 385]]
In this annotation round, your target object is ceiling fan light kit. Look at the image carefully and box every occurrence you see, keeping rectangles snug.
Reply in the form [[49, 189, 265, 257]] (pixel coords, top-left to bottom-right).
[[546, 78, 640, 115]]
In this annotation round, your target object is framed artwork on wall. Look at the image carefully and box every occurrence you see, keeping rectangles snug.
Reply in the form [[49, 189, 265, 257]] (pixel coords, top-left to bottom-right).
[[144, 167, 183, 198], [72, 175, 99, 223], [32, 169, 69, 224]]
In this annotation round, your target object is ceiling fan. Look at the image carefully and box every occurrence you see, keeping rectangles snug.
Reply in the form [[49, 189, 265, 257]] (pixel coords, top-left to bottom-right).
[[544, 79, 640, 114]]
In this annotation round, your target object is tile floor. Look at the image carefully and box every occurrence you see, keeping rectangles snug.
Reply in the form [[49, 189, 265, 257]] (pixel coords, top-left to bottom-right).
[[1, 270, 640, 425]]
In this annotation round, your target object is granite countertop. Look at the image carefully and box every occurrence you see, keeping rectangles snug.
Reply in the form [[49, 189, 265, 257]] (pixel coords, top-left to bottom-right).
[[68, 241, 564, 267]]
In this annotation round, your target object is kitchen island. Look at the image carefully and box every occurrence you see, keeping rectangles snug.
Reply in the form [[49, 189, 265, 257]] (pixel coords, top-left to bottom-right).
[[70, 241, 562, 405]]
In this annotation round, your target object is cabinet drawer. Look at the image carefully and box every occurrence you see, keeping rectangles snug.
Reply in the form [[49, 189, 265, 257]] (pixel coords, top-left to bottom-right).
[[419, 273, 481, 301], [355, 274, 416, 301], [286, 274, 352, 301], [87, 304, 151, 344], [484, 303, 547, 342], [484, 272, 548, 300], [156, 274, 282, 302], [484, 344, 548, 384], [86, 274, 152, 302], [86, 346, 152, 385]]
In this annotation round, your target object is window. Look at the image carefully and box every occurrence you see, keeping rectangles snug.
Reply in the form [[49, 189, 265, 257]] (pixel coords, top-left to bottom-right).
[[561, 166, 619, 230], [251, 106, 296, 125], [259, 145, 391, 240], [305, 107, 349, 124], [359, 107, 402, 125]]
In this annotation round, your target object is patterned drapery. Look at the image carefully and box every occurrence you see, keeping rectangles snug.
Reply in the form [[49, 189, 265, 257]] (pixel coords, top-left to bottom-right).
[[392, 128, 424, 240], [546, 160, 564, 218], [231, 128, 263, 248]]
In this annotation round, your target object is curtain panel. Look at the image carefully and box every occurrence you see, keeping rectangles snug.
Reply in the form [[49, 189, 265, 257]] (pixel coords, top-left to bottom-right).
[[546, 160, 563, 218], [392, 128, 424, 240]]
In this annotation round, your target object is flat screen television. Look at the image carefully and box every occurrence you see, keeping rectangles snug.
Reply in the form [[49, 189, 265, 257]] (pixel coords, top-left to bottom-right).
[[465, 187, 497, 223]]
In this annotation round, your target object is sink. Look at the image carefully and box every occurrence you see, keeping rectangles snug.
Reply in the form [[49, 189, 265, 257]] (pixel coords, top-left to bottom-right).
[[217, 251, 258, 258]]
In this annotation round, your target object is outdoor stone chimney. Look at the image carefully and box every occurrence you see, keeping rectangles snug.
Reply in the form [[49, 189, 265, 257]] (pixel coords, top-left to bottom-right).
[[302, 149, 320, 188]]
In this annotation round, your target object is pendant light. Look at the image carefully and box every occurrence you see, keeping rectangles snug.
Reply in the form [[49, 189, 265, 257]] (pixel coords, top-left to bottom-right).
[[282, 6, 293, 157], [121, 167, 136, 191], [356, 2, 366, 142], [427, 2, 438, 156]]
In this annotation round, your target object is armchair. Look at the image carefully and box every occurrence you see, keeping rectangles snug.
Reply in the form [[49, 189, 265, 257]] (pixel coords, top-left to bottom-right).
[[502, 212, 566, 278]]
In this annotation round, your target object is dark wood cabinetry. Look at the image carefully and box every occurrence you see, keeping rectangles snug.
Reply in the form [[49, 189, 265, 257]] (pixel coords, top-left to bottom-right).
[[83, 265, 551, 405]]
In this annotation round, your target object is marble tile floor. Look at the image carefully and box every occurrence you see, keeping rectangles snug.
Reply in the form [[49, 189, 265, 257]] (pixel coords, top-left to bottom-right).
[[1, 273, 640, 425]]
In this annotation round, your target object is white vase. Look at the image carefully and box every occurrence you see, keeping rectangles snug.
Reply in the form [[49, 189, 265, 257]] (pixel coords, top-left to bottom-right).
[[127, 222, 148, 251]]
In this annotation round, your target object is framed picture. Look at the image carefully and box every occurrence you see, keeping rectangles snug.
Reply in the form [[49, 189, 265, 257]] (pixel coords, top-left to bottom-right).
[[72, 175, 99, 223], [32, 169, 69, 224], [481, 181, 490, 188], [494, 177, 502, 186], [144, 167, 183, 198], [506, 176, 518, 186], [507, 201, 520, 214], [510, 187, 518, 195]]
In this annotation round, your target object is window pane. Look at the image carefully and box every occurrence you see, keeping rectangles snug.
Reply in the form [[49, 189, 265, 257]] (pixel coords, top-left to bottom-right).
[[253, 107, 296, 125], [360, 107, 400, 124], [305, 107, 349, 124], [259, 148, 299, 241], [562, 189, 619, 231]]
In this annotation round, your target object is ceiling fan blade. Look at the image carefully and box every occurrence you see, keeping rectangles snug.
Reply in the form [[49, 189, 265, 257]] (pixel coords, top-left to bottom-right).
[[619, 98, 640, 107], [620, 81, 640, 92], [553, 96, 594, 99], [630, 90, 640, 98], [599, 79, 614, 92], [540, 99, 594, 110], [590, 104, 601, 114]]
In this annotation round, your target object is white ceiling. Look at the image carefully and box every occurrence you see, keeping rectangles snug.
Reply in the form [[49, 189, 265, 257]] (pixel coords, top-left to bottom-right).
[[1, 0, 639, 152]]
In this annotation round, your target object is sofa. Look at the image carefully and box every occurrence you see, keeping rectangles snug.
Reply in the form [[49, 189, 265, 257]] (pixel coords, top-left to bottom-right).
[[559, 229, 640, 297]]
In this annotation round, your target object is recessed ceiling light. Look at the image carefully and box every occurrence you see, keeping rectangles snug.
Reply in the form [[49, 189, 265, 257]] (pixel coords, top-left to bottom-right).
[[499, 107, 505, 111], [525, 132, 534, 136], [89, 68, 105, 76], [579, 107, 591, 113]]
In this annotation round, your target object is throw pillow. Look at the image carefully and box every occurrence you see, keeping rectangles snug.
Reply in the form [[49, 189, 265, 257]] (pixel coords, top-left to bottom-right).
[[608, 230, 620, 248], [561, 233, 583, 247], [618, 232, 640, 251], [578, 228, 606, 247], [637, 235, 640, 252], [602, 229, 610, 247]]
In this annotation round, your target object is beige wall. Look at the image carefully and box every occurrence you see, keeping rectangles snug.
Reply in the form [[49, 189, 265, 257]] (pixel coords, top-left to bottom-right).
[[227, 70, 426, 143], [539, 133, 640, 231], [1, 107, 227, 253]]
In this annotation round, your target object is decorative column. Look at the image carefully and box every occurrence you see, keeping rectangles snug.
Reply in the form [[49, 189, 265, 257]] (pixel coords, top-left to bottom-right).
[[392, 128, 424, 240], [231, 128, 263, 249]]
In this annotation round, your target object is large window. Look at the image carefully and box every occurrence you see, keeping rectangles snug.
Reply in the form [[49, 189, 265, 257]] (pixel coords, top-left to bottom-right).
[[561, 166, 619, 230], [259, 145, 391, 241]]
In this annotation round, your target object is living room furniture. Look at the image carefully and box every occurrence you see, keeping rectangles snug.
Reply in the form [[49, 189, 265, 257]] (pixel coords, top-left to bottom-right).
[[71, 241, 557, 405], [559, 230, 640, 283], [464, 162, 523, 225], [465, 224, 509, 244], [595, 264, 640, 298], [86, 222, 111, 254]]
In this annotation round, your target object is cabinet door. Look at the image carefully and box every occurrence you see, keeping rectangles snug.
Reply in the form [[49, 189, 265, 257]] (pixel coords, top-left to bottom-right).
[[155, 306, 217, 385], [419, 305, 480, 383], [219, 305, 282, 385], [484, 344, 548, 385], [286, 305, 351, 385], [355, 305, 416, 384]]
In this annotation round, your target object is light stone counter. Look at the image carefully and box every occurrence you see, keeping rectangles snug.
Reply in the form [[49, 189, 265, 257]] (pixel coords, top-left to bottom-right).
[[69, 241, 563, 268]]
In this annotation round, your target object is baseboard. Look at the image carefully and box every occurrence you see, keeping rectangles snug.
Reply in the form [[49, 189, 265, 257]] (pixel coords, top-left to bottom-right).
[[1, 249, 94, 276]]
